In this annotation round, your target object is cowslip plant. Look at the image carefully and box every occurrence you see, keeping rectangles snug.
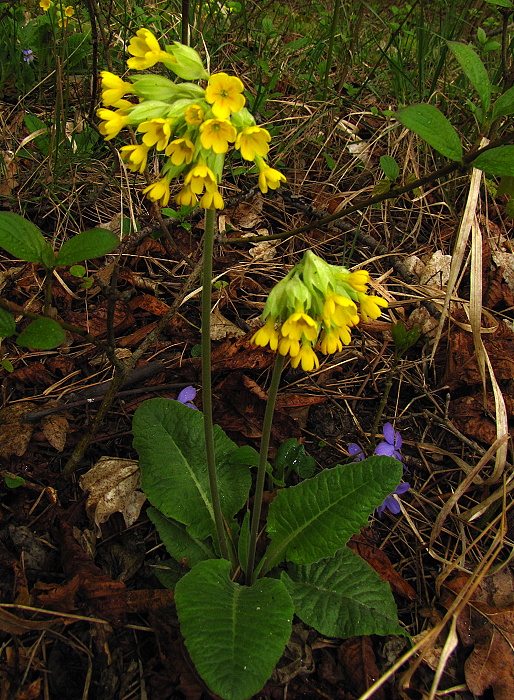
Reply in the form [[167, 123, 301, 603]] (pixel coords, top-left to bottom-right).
[[0, 212, 118, 349], [121, 29, 406, 700]]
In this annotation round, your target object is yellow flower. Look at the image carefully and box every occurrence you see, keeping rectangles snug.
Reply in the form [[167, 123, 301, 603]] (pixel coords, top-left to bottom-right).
[[127, 28, 171, 70], [184, 104, 204, 125], [278, 337, 300, 358], [120, 143, 150, 173], [100, 71, 133, 107], [258, 164, 286, 194], [205, 72, 245, 119], [64, 5, 74, 16], [199, 119, 237, 154], [319, 325, 351, 354], [251, 317, 279, 351], [143, 178, 171, 206], [358, 294, 388, 322], [165, 138, 195, 165], [323, 295, 359, 328], [175, 185, 198, 207], [200, 187, 224, 210], [235, 126, 270, 161], [97, 108, 128, 140], [337, 269, 370, 293], [137, 118, 172, 150], [184, 164, 217, 194], [281, 312, 318, 342], [290, 343, 319, 371], [39, 0, 51, 10]]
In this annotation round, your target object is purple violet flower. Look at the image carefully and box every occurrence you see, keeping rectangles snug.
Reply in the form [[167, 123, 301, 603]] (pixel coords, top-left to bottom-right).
[[22, 49, 35, 63], [374, 422, 402, 462], [376, 482, 410, 517], [348, 443, 365, 461], [176, 386, 199, 409]]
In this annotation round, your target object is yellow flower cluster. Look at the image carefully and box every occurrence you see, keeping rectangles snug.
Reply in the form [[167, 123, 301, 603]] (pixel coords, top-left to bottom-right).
[[251, 251, 388, 371], [96, 29, 286, 210], [39, 0, 75, 26]]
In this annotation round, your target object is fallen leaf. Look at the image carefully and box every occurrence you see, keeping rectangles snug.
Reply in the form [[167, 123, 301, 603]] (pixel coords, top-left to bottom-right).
[[79, 456, 146, 533], [11, 362, 54, 386], [0, 608, 56, 635], [441, 569, 514, 700], [210, 307, 245, 340], [338, 636, 385, 700], [348, 533, 418, 601], [0, 402, 37, 459], [128, 293, 170, 316], [40, 413, 68, 451]]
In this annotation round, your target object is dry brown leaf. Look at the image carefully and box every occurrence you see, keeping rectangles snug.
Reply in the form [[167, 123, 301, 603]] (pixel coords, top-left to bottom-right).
[[79, 456, 146, 533], [40, 414, 68, 451], [0, 402, 37, 460], [0, 608, 56, 635], [210, 307, 245, 340], [338, 636, 385, 700]]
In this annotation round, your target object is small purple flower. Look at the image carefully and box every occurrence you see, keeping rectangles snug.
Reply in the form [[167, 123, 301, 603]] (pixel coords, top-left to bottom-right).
[[176, 385, 199, 409], [376, 482, 410, 517], [374, 422, 402, 461], [348, 443, 365, 461], [22, 49, 35, 63]]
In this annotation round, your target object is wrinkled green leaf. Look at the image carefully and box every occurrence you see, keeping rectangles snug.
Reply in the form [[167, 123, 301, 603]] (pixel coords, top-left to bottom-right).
[[237, 509, 251, 573], [484, 0, 513, 7], [491, 85, 514, 119], [263, 456, 402, 569], [0, 212, 53, 264], [396, 104, 463, 161], [0, 308, 16, 338], [282, 548, 404, 638], [16, 318, 66, 349], [55, 228, 119, 266], [380, 155, 400, 181], [473, 146, 514, 176], [133, 399, 251, 542], [147, 507, 214, 572], [448, 41, 491, 113], [275, 438, 316, 480], [175, 559, 294, 700]]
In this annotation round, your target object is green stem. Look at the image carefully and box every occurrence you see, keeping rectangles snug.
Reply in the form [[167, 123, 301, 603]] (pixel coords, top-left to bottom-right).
[[369, 358, 397, 451], [202, 208, 230, 562], [246, 353, 285, 584]]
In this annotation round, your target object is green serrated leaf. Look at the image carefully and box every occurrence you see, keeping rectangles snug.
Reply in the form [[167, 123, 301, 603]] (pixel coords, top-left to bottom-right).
[[491, 85, 514, 119], [0, 308, 16, 338], [0, 212, 52, 264], [16, 318, 66, 349], [473, 146, 514, 176], [55, 228, 119, 266], [380, 155, 400, 181], [133, 399, 251, 542], [175, 559, 294, 700], [396, 104, 463, 161], [263, 456, 402, 569], [147, 507, 214, 572], [281, 547, 405, 638], [447, 41, 491, 113]]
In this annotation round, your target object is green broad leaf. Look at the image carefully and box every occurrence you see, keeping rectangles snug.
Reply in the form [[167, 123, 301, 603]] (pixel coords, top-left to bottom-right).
[[147, 507, 214, 571], [473, 146, 514, 176], [484, 0, 513, 6], [396, 104, 463, 161], [16, 318, 66, 349], [497, 175, 514, 197], [4, 474, 25, 489], [133, 399, 251, 542], [380, 155, 400, 181], [237, 509, 251, 573], [491, 85, 514, 120], [55, 228, 119, 266], [0, 308, 16, 338], [24, 113, 50, 156], [264, 456, 403, 568], [69, 264, 86, 278], [153, 558, 183, 589], [281, 547, 405, 638], [175, 559, 294, 700], [0, 359, 14, 373], [447, 41, 491, 113], [275, 438, 316, 480], [0, 212, 53, 264]]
